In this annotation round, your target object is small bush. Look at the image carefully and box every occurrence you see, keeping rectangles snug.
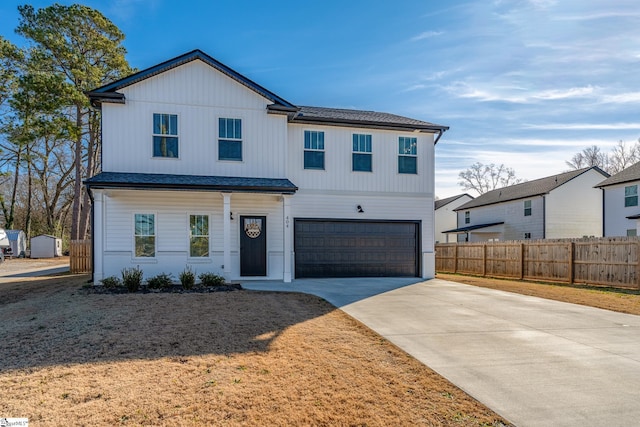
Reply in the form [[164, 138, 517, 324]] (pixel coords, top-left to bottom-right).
[[101, 276, 122, 289], [147, 273, 174, 289], [122, 266, 143, 292], [199, 272, 226, 287], [179, 266, 196, 290]]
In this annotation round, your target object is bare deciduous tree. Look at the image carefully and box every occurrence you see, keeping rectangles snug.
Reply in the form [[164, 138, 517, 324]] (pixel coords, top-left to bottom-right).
[[458, 162, 522, 195]]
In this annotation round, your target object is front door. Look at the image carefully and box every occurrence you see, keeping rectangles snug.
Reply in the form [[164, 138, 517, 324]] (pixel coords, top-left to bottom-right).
[[240, 216, 267, 276]]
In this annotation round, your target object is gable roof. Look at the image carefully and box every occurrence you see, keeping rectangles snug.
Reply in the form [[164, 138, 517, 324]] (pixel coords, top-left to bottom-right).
[[87, 49, 448, 135], [596, 161, 640, 188], [455, 167, 608, 211], [87, 49, 297, 110], [435, 193, 473, 210]]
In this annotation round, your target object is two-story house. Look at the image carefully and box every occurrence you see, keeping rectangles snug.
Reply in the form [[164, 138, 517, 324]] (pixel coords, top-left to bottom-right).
[[434, 194, 473, 243], [85, 50, 448, 284], [596, 161, 640, 236], [443, 167, 608, 242]]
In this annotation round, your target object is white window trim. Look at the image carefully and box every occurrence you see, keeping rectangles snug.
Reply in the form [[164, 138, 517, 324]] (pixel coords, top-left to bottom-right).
[[188, 213, 211, 259], [152, 112, 180, 160], [352, 133, 373, 173], [303, 130, 325, 170], [133, 212, 157, 261], [398, 136, 418, 175], [218, 117, 243, 162]]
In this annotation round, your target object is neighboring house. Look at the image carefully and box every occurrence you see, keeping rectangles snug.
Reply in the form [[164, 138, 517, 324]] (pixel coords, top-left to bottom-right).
[[444, 167, 609, 242], [434, 194, 473, 243], [595, 161, 640, 237], [85, 49, 448, 284]]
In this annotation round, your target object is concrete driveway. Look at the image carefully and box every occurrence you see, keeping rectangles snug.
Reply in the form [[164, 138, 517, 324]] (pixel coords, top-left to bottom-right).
[[244, 278, 640, 427]]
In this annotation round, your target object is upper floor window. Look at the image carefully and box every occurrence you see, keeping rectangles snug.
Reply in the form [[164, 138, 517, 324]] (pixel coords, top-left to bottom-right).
[[304, 130, 325, 170], [134, 213, 155, 257], [625, 185, 638, 207], [398, 137, 417, 174], [189, 214, 209, 257], [219, 118, 242, 161], [524, 200, 532, 216], [464, 211, 470, 224], [153, 114, 178, 158], [352, 134, 372, 172], [627, 229, 637, 237], [524, 232, 532, 239]]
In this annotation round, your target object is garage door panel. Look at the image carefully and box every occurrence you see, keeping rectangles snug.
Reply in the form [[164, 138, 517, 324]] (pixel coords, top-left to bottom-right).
[[294, 219, 419, 278]]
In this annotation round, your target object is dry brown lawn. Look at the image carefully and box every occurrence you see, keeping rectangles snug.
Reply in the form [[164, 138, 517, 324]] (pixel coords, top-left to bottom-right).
[[437, 273, 640, 315], [0, 274, 509, 426]]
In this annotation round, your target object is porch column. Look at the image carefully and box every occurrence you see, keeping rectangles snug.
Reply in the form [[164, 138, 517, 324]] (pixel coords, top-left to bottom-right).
[[93, 190, 104, 285], [282, 195, 292, 282], [222, 192, 232, 281]]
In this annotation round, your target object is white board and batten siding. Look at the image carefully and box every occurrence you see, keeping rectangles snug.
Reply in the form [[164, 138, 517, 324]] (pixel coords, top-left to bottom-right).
[[602, 181, 640, 237], [545, 168, 604, 238], [101, 60, 289, 178], [287, 123, 436, 194]]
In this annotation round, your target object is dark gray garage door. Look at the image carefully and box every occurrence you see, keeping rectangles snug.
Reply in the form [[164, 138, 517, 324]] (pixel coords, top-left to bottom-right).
[[294, 219, 419, 278]]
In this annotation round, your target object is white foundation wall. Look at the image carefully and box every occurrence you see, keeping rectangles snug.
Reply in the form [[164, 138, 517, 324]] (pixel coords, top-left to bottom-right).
[[97, 189, 284, 282], [290, 190, 436, 278]]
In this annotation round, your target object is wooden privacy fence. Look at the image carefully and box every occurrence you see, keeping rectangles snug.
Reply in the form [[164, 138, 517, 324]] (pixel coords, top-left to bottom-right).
[[70, 240, 92, 274], [435, 237, 640, 289]]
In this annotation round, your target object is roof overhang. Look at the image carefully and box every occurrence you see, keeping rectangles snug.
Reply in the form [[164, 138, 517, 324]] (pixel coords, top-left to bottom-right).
[[85, 172, 298, 195], [443, 222, 505, 234], [626, 214, 640, 220], [288, 115, 449, 134]]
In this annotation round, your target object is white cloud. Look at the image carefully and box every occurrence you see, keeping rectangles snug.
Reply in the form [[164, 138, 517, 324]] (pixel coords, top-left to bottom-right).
[[533, 86, 596, 100], [601, 92, 640, 104], [554, 11, 640, 21], [410, 31, 444, 41], [444, 82, 596, 103]]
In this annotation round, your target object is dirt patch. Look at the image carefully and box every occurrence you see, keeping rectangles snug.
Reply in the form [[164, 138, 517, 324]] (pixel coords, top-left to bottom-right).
[[437, 273, 640, 315], [0, 256, 69, 276], [0, 275, 510, 426]]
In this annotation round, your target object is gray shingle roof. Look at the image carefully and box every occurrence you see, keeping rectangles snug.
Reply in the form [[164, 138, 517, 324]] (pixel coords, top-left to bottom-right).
[[87, 50, 448, 134], [596, 161, 640, 188], [291, 106, 448, 132], [455, 167, 608, 211], [85, 172, 298, 194], [435, 193, 473, 210]]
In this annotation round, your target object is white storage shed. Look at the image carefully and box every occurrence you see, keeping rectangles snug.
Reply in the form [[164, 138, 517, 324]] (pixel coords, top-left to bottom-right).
[[30, 234, 62, 258], [6, 230, 27, 257]]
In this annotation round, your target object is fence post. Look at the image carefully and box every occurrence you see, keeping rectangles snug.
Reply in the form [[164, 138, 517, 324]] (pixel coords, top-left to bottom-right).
[[519, 243, 525, 279], [482, 244, 487, 277], [454, 244, 459, 274], [568, 242, 575, 284]]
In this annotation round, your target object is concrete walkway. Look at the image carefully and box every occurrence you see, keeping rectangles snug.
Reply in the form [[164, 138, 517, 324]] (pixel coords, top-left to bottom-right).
[[244, 278, 640, 427]]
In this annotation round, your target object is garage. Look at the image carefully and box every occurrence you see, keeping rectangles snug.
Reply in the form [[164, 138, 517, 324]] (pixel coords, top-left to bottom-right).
[[294, 219, 420, 278]]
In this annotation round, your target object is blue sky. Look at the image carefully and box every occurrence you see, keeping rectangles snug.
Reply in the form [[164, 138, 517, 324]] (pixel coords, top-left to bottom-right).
[[1, 0, 639, 197]]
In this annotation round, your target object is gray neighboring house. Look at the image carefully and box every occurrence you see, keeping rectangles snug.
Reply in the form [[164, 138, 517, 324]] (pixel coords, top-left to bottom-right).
[[596, 161, 640, 237], [444, 167, 609, 242], [434, 194, 473, 243]]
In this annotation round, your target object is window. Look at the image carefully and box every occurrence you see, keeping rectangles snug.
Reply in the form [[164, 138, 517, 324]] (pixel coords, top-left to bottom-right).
[[304, 130, 325, 169], [352, 134, 372, 172], [398, 137, 417, 174], [464, 211, 470, 224], [524, 200, 532, 216], [153, 114, 178, 158], [189, 215, 209, 257], [134, 214, 155, 257], [218, 118, 242, 161], [625, 185, 638, 207], [524, 232, 531, 239], [627, 229, 637, 237]]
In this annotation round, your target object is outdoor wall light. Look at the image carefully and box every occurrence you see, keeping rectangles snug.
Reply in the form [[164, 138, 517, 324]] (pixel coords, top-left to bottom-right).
[[230, 212, 234, 220], [357, 205, 364, 213]]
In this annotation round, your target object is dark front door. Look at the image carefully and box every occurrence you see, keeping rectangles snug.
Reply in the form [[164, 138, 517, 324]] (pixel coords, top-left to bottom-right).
[[240, 216, 267, 276]]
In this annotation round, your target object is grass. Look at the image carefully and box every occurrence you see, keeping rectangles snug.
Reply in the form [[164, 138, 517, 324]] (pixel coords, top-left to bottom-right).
[[0, 274, 509, 426]]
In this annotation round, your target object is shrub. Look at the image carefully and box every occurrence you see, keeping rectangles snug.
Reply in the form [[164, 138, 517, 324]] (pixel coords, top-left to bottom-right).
[[147, 273, 174, 289], [179, 266, 196, 290], [101, 276, 122, 289], [199, 272, 226, 287], [122, 266, 143, 292]]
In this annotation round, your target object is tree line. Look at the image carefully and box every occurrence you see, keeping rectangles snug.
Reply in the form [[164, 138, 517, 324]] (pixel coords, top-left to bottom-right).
[[0, 4, 132, 244], [458, 140, 640, 195]]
